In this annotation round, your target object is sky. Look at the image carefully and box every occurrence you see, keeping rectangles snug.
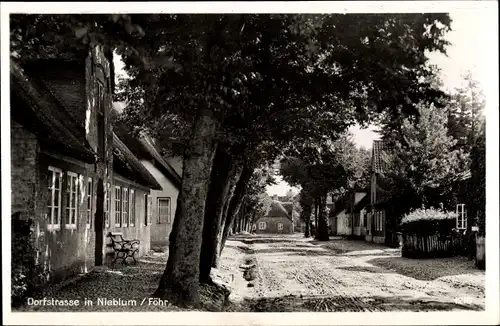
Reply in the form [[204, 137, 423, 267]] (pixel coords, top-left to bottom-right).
[[112, 11, 496, 197]]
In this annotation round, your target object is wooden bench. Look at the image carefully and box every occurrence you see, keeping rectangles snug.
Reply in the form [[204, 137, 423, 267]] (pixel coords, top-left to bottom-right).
[[107, 232, 140, 265]]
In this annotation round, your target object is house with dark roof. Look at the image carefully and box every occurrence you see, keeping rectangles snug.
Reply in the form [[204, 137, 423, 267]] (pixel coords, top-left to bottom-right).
[[366, 139, 473, 246], [366, 140, 392, 244], [10, 46, 161, 285], [112, 103, 182, 249], [253, 200, 294, 234]]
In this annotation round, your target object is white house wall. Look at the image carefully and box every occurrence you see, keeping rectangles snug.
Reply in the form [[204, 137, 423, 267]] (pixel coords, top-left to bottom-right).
[[140, 159, 179, 247], [336, 211, 352, 236]]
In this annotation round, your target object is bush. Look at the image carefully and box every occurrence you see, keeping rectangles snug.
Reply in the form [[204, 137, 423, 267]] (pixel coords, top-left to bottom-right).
[[400, 208, 467, 258], [11, 214, 42, 307], [400, 208, 457, 237]]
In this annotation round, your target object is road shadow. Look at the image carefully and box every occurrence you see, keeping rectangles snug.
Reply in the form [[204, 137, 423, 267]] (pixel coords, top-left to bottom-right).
[[237, 238, 306, 245], [240, 294, 484, 312], [335, 265, 396, 274], [368, 256, 484, 281]]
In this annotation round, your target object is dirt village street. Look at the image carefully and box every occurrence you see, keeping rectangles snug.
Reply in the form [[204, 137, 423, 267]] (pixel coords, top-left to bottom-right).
[[16, 234, 485, 313]]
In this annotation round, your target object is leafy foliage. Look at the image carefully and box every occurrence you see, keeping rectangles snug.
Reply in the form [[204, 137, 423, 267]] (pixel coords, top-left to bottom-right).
[[11, 215, 45, 307], [110, 14, 452, 162], [380, 103, 470, 208], [400, 208, 457, 236], [446, 72, 486, 153]]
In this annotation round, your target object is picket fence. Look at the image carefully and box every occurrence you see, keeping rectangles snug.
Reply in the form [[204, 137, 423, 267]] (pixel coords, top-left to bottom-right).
[[401, 233, 465, 258]]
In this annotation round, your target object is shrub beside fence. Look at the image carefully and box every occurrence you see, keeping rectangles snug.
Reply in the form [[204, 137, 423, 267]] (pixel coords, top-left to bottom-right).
[[11, 213, 45, 307], [400, 208, 466, 258]]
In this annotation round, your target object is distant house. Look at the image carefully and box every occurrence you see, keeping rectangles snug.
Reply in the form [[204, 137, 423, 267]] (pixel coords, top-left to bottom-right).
[[10, 46, 161, 285], [334, 209, 351, 236], [345, 191, 369, 237], [112, 104, 182, 249], [329, 190, 367, 237], [254, 201, 294, 234]]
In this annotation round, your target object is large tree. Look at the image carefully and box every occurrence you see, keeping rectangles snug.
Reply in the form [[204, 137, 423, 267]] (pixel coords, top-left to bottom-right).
[[12, 13, 452, 307], [281, 134, 366, 240], [380, 103, 470, 209], [446, 72, 486, 153]]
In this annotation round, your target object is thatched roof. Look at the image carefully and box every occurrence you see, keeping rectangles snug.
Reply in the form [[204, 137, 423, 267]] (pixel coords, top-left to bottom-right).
[[112, 133, 162, 191], [265, 200, 290, 220], [10, 59, 95, 162], [111, 103, 182, 188], [11, 59, 161, 190]]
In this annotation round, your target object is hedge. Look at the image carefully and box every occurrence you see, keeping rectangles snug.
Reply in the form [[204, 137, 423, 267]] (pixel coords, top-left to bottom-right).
[[400, 208, 465, 258]]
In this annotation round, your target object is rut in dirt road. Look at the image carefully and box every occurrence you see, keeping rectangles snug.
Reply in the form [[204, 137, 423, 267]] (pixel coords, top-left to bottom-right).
[[228, 234, 485, 312]]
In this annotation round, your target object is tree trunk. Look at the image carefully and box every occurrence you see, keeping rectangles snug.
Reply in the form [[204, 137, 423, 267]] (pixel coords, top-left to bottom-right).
[[250, 211, 256, 232], [302, 203, 312, 238], [314, 197, 319, 239], [316, 194, 330, 241], [219, 165, 255, 255], [211, 163, 244, 267], [155, 110, 218, 306], [238, 214, 248, 232], [199, 147, 237, 283]]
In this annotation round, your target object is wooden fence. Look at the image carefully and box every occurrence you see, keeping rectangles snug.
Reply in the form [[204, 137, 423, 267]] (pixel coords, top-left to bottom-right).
[[401, 233, 466, 258]]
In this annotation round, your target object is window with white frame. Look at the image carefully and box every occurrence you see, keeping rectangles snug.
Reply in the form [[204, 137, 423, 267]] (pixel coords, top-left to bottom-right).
[[104, 182, 111, 227], [375, 211, 383, 232], [379, 211, 385, 231], [277, 223, 284, 231], [259, 221, 267, 230], [65, 172, 79, 229], [86, 178, 93, 228], [115, 186, 122, 227], [122, 188, 129, 227], [158, 197, 171, 224], [456, 204, 467, 230], [130, 189, 136, 227], [47, 167, 63, 230]]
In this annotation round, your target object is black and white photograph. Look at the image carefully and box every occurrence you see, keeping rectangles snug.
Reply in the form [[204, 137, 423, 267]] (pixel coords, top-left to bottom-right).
[[2, 2, 498, 325]]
